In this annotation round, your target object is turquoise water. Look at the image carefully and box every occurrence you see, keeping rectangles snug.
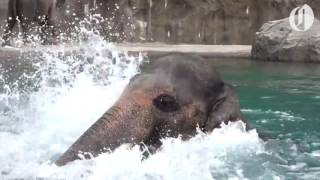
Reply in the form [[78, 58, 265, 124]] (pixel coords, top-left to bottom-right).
[[214, 59, 320, 179]]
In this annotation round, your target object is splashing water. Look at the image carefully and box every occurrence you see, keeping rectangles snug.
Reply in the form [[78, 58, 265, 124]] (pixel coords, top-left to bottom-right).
[[1, 32, 320, 180], [0, 30, 263, 180], [36, 122, 265, 180], [0, 30, 142, 179]]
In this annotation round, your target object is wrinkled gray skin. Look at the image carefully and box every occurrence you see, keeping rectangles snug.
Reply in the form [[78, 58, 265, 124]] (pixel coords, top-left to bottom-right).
[[56, 54, 247, 166], [1, 0, 65, 46]]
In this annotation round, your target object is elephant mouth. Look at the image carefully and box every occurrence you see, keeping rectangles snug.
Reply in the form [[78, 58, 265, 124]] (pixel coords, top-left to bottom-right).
[[211, 96, 227, 112], [202, 96, 227, 132]]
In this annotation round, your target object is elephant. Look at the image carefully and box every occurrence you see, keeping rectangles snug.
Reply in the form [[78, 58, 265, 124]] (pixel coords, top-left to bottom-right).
[[55, 54, 248, 166], [1, 0, 65, 46]]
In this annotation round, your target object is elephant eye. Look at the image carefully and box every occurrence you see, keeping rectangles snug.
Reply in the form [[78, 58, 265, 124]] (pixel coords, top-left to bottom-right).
[[153, 94, 180, 112]]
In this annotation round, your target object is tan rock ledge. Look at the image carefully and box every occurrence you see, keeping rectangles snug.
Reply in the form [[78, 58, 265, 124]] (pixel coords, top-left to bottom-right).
[[114, 43, 252, 59], [0, 44, 252, 61]]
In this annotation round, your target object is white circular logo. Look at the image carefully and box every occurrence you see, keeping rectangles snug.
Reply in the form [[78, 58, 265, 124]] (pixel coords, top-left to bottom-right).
[[289, 4, 314, 31]]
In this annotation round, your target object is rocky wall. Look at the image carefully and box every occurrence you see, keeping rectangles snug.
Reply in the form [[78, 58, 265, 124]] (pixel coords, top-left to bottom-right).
[[1, 0, 320, 44], [85, 0, 320, 44]]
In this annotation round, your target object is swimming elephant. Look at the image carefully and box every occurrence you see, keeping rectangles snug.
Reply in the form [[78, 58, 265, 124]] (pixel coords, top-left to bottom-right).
[[1, 0, 65, 46], [55, 54, 247, 166]]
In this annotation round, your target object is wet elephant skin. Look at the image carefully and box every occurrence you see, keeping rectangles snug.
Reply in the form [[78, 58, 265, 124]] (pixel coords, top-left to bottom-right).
[[55, 53, 247, 166]]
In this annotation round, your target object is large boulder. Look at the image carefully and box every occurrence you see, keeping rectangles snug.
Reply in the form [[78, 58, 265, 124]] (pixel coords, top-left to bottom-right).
[[252, 18, 320, 62]]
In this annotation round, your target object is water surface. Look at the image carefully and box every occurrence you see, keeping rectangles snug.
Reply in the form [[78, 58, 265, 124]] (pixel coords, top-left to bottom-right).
[[215, 59, 320, 179]]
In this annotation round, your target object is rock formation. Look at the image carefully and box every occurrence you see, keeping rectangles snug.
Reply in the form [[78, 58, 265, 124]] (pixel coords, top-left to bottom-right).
[[252, 17, 320, 62]]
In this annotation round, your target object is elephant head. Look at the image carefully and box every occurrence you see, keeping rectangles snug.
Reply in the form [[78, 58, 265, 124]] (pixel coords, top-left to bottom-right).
[[55, 54, 247, 166]]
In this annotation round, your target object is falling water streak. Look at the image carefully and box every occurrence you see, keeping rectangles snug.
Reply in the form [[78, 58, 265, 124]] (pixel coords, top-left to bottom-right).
[[147, 0, 152, 41]]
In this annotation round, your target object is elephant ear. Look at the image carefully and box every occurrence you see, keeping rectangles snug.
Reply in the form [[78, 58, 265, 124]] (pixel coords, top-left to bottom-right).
[[204, 83, 248, 132]]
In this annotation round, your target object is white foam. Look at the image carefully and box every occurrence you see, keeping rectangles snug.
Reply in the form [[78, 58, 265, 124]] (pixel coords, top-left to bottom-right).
[[33, 122, 264, 180], [0, 32, 142, 179]]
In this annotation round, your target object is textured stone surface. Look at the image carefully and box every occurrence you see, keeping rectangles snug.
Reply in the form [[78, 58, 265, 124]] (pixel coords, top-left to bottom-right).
[[115, 43, 251, 58], [252, 18, 320, 62], [1, 0, 320, 44], [88, 0, 320, 44]]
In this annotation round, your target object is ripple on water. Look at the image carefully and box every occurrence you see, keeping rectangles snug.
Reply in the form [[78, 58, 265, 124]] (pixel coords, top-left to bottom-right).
[[242, 109, 305, 122]]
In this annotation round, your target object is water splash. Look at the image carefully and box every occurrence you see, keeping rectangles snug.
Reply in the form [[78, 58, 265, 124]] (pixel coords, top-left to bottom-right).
[[1, 26, 319, 180], [0, 31, 272, 179], [30, 122, 266, 180], [0, 29, 142, 179]]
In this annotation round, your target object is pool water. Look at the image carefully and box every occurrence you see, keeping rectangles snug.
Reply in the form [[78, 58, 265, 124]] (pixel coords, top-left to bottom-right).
[[216, 59, 320, 179], [0, 34, 319, 179], [216, 60, 320, 144]]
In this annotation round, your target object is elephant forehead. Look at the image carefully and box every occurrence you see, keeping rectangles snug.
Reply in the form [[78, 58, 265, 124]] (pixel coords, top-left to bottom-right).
[[127, 73, 173, 91], [129, 70, 213, 92], [119, 87, 175, 106], [126, 72, 217, 105]]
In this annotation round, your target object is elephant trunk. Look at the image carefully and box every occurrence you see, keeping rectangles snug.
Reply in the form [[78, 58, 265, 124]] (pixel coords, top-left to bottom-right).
[[55, 94, 154, 166]]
